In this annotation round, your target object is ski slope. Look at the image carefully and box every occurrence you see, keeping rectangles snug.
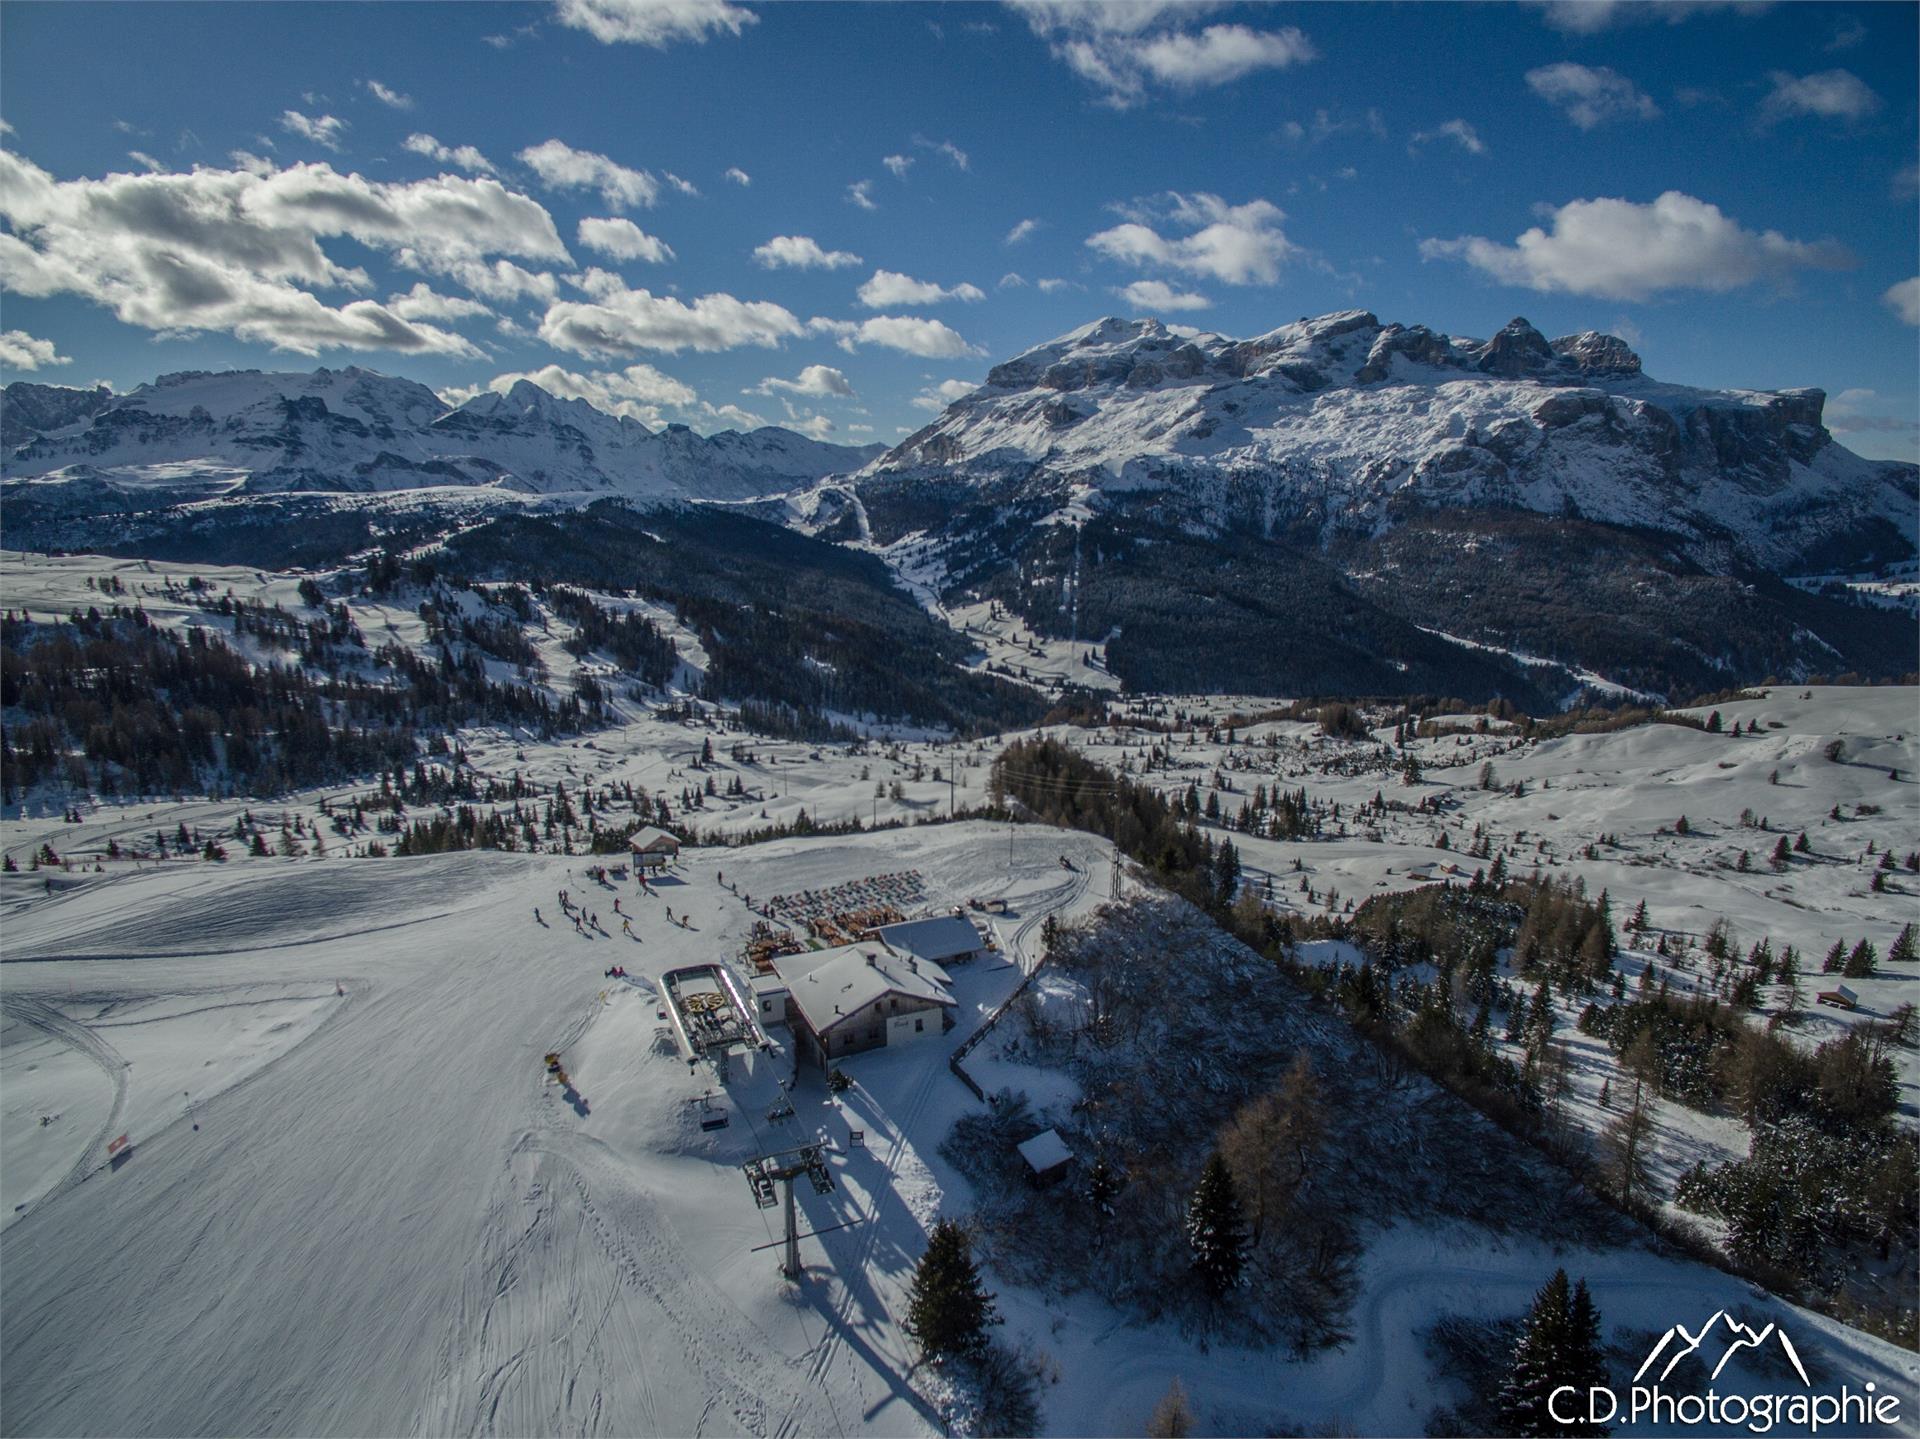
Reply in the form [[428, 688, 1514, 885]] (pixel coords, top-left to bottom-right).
[[0, 825, 1107, 1436]]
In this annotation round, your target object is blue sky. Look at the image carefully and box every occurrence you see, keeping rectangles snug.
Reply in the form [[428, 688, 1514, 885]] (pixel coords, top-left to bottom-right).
[[2, 0, 1915, 458]]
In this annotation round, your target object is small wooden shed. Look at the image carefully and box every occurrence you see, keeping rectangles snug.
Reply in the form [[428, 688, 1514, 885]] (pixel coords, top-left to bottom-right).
[[1016, 1128, 1074, 1187], [628, 826, 681, 873]]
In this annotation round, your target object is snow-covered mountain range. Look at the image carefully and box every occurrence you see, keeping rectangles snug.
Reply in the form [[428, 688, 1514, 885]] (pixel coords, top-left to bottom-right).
[[2, 367, 883, 506], [1, 317, 1911, 704], [871, 310, 1915, 573]]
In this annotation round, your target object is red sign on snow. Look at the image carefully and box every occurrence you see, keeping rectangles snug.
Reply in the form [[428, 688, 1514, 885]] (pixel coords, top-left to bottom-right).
[[106, 1133, 130, 1157]]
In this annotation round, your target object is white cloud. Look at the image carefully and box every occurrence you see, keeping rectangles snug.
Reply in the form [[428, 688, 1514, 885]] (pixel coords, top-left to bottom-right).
[[1036, 277, 1079, 293], [552, 0, 756, 46], [402, 133, 498, 176], [365, 80, 413, 110], [279, 110, 347, 151], [1527, 1, 1770, 34], [856, 269, 986, 308], [0, 328, 71, 371], [665, 172, 700, 197], [127, 151, 165, 173], [1759, 69, 1881, 124], [1013, 2, 1315, 108], [578, 216, 674, 263], [917, 136, 970, 170], [883, 154, 915, 179], [703, 400, 769, 430], [539, 271, 804, 355], [435, 259, 560, 303], [1114, 278, 1211, 311], [0, 149, 568, 358], [1409, 119, 1487, 154], [752, 235, 862, 270], [518, 138, 657, 209], [751, 363, 856, 398], [724, 166, 751, 186], [1420, 190, 1853, 301], [787, 413, 837, 441], [1525, 63, 1659, 130], [386, 282, 494, 322], [846, 180, 878, 211], [1823, 387, 1920, 455], [911, 378, 978, 411], [808, 315, 983, 358], [999, 271, 1027, 288], [1824, 15, 1867, 51], [1884, 277, 1920, 326], [1275, 106, 1389, 147], [1005, 217, 1041, 245], [458, 361, 697, 422], [1087, 192, 1293, 285]]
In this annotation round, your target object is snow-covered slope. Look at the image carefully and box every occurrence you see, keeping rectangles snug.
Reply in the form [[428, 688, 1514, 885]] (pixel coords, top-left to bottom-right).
[[3, 368, 884, 505], [872, 311, 1916, 571]]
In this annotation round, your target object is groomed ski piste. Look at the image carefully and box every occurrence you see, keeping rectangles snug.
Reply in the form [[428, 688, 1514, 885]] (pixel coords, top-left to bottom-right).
[[6, 836, 1919, 1436], [4, 553, 1919, 1436]]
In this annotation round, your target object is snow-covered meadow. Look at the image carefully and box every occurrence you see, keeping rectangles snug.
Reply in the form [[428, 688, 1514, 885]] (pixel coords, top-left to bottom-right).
[[4, 548, 1917, 1436]]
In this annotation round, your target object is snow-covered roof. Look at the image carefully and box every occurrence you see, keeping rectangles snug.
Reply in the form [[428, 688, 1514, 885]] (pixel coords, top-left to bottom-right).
[[771, 941, 954, 1036], [748, 973, 789, 996], [1016, 1128, 1073, 1174], [627, 826, 680, 853], [870, 914, 985, 963]]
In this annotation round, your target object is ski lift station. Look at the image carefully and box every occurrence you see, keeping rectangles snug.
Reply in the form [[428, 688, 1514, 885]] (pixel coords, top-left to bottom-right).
[[661, 963, 772, 1078]]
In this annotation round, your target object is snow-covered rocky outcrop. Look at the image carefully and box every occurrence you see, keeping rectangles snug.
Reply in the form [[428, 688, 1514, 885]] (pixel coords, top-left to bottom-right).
[[2, 367, 883, 506], [870, 311, 1916, 572]]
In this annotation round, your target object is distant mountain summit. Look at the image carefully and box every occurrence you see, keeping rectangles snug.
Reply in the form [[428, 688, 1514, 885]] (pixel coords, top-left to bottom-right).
[[845, 309, 1914, 700], [871, 309, 1912, 573], [2, 366, 883, 506]]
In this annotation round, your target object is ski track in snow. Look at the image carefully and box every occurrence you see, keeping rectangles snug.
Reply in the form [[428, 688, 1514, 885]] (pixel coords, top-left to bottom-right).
[[0, 831, 1114, 1438], [0, 992, 132, 1210]]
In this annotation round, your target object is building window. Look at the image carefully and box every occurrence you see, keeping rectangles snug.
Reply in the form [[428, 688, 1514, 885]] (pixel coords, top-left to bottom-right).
[[915, 1018, 924, 1032]]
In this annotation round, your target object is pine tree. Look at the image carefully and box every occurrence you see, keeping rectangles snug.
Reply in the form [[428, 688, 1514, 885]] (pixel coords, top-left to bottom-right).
[[1821, 940, 1846, 975], [1497, 1269, 1576, 1438], [1844, 939, 1878, 979], [903, 1219, 998, 1361], [1087, 1158, 1120, 1218], [1890, 924, 1916, 966], [1565, 1279, 1610, 1437], [1186, 1153, 1247, 1302]]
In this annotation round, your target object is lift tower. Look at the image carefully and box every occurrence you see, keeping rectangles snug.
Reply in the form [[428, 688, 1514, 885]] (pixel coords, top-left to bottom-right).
[[741, 1143, 836, 1279]]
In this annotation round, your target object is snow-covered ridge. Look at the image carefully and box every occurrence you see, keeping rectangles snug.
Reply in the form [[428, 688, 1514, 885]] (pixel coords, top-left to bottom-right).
[[870, 311, 1916, 570], [2, 366, 885, 505]]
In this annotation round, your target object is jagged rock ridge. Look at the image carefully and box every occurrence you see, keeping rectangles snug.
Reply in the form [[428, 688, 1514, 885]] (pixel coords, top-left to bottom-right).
[[871, 311, 1914, 573]]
